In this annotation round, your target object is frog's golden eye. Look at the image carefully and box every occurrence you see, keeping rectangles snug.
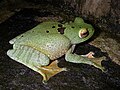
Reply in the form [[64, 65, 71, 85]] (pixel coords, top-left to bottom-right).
[[79, 28, 89, 38]]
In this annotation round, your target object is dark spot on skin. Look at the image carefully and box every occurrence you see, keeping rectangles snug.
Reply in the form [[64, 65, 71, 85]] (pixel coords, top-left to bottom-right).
[[46, 30, 49, 33], [52, 26, 55, 28], [21, 35, 23, 37], [58, 24, 62, 27], [57, 27, 66, 34], [71, 26, 74, 28], [79, 27, 81, 28]]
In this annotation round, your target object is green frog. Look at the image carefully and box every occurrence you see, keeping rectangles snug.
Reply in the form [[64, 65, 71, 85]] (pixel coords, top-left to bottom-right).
[[7, 17, 104, 83]]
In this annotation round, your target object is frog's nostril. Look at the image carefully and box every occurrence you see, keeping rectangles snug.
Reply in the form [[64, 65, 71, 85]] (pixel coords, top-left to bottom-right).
[[79, 28, 89, 38]]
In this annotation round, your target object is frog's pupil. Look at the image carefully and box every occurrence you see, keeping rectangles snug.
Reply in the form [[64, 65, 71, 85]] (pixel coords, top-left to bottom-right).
[[81, 31, 89, 38], [83, 31, 88, 35]]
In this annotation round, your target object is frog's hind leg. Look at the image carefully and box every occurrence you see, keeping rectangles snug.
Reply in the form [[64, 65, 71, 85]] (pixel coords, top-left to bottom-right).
[[7, 46, 66, 83], [7, 45, 50, 67], [36, 60, 67, 83]]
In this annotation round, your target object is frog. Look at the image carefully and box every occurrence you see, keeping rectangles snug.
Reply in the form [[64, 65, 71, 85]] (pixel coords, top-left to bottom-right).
[[7, 17, 104, 83]]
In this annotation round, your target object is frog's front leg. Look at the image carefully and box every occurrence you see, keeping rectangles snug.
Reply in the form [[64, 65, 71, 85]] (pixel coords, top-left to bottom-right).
[[65, 47, 105, 71], [7, 46, 66, 83]]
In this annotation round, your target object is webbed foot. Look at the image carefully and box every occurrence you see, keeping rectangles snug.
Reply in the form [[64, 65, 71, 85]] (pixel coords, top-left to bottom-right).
[[81, 52, 105, 71], [36, 60, 67, 83], [90, 56, 106, 72]]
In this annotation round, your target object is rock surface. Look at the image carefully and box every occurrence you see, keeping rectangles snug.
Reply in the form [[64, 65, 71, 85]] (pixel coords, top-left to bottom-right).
[[90, 32, 120, 65]]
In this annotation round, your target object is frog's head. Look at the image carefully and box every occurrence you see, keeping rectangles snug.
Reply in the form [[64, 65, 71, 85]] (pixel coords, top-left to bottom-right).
[[64, 17, 94, 44]]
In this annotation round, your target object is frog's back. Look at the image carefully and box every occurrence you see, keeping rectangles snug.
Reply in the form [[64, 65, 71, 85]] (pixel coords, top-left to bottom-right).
[[13, 33, 71, 60], [9, 21, 61, 44]]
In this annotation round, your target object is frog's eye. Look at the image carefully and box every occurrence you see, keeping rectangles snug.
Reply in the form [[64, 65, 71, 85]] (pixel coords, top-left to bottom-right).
[[79, 28, 89, 38]]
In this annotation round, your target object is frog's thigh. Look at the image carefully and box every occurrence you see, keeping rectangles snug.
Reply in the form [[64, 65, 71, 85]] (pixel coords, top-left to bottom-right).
[[7, 46, 50, 70], [7, 46, 66, 83]]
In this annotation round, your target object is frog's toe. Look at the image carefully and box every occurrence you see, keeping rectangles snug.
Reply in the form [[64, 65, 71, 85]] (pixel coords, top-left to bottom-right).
[[37, 60, 67, 83], [90, 56, 106, 72], [81, 51, 95, 58], [93, 63, 105, 72]]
